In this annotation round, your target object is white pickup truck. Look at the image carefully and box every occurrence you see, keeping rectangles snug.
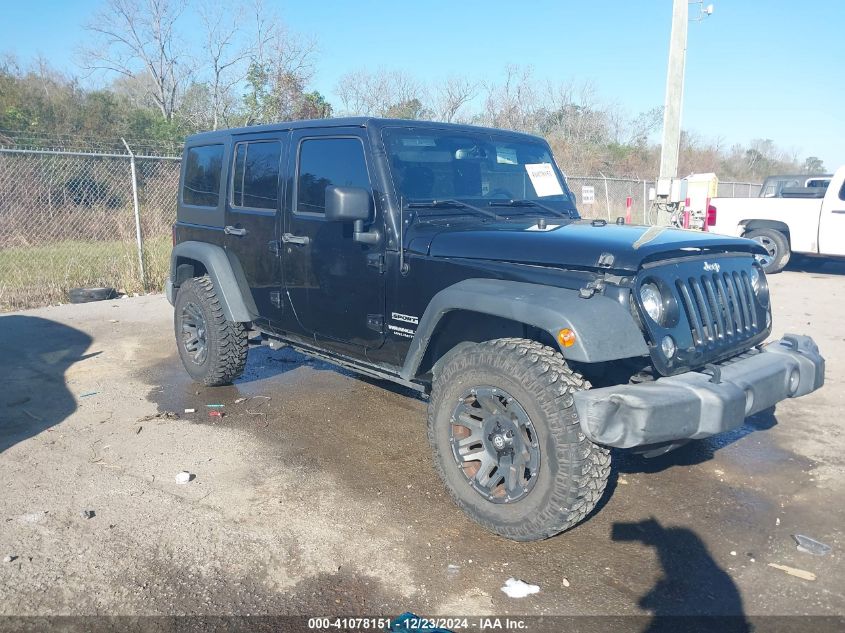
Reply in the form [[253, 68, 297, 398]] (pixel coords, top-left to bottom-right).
[[707, 165, 845, 273]]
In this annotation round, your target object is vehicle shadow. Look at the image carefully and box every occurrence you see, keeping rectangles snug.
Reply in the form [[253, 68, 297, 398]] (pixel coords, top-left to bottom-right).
[[0, 315, 95, 453], [233, 345, 351, 385], [785, 257, 845, 276], [612, 518, 750, 632], [614, 408, 778, 475]]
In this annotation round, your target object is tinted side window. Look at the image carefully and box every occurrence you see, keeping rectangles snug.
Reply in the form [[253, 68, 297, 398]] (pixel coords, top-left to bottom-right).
[[183, 145, 224, 207], [297, 138, 370, 213], [232, 141, 281, 210], [840, 180, 845, 201]]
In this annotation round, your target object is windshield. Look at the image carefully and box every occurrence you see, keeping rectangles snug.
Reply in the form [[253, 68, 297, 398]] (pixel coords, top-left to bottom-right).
[[382, 127, 578, 215]]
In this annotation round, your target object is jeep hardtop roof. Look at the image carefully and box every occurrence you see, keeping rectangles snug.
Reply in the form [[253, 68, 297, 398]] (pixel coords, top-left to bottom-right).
[[184, 117, 542, 145]]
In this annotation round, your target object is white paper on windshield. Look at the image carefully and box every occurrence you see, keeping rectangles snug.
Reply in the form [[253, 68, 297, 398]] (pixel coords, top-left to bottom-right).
[[525, 163, 564, 197]]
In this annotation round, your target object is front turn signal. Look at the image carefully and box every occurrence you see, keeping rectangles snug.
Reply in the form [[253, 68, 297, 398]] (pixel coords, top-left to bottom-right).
[[558, 328, 577, 348]]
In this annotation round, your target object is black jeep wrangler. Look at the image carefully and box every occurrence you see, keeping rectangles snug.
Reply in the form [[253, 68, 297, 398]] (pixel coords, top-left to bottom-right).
[[167, 118, 824, 541]]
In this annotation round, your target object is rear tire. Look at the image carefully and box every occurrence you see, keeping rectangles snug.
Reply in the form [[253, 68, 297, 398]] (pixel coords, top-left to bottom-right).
[[428, 338, 610, 541], [174, 276, 248, 386], [745, 228, 790, 273]]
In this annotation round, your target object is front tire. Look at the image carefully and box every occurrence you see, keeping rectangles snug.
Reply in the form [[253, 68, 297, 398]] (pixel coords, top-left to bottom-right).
[[745, 228, 790, 273], [174, 276, 248, 386], [428, 338, 610, 541]]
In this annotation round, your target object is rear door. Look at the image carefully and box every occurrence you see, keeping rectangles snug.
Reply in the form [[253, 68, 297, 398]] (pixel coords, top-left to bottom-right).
[[282, 127, 385, 351], [224, 133, 286, 325], [818, 178, 845, 256]]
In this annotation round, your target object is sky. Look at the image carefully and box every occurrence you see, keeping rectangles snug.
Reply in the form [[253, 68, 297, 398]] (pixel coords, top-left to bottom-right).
[[1, 0, 843, 169]]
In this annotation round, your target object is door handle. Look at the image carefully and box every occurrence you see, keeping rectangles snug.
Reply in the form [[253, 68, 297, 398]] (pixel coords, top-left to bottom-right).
[[831, 210, 845, 214], [224, 225, 247, 236], [282, 233, 310, 246]]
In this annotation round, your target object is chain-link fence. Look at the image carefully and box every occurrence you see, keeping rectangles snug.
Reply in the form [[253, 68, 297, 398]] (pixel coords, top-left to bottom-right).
[[567, 176, 761, 225], [0, 146, 763, 311], [0, 148, 179, 311]]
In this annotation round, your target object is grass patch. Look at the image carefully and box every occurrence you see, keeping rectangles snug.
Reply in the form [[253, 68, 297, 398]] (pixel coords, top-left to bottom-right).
[[0, 236, 170, 311]]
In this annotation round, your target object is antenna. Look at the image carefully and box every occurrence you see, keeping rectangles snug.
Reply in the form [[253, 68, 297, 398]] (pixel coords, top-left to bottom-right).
[[399, 196, 409, 275]]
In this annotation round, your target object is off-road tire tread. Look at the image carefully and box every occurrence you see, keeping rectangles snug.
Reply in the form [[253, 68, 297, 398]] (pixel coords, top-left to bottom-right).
[[177, 276, 248, 386], [428, 338, 610, 541]]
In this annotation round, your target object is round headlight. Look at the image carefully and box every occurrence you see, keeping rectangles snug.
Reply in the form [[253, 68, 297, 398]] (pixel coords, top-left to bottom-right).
[[640, 283, 664, 323], [750, 265, 770, 307]]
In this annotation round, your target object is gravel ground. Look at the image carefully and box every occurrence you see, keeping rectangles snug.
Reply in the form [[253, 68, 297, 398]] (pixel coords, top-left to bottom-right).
[[1, 259, 843, 629]]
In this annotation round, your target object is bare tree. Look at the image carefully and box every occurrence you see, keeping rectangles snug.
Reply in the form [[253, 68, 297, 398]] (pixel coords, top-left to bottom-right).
[[434, 76, 477, 123], [336, 68, 428, 118], [197, 0, 254, 129], [242, 3, 319, 125], [479, 65, 538, 132], [81, 0, 189, 121]]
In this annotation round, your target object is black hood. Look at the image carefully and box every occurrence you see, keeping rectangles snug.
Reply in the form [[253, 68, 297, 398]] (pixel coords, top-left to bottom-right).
[[406, 220, 764, 272]]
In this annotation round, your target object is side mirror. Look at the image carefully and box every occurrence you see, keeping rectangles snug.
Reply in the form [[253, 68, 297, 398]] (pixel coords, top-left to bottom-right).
[[325, 186, 370, 222], [324, 185, 381, 245]]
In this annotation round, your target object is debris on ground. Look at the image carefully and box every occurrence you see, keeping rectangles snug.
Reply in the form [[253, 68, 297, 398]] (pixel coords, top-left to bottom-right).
[[137, 411, 179, 422], [500, 577, 540, 598], [135, 426, 142, 434], [3, 555, 16, 563], [446, 564, 460, 578], [562, 577, 571, 587], [767, 563, 817, 581], [79, 391, 99, 398], [80, 510, 95, 519], [730, 551, 737, 556], [206, 404, 224, 409], [793, 534, 831, 556], [175, 471, 195, 484], [209, 410, 224, 418], [234, 397, 247, 404], [184, 408, 196, 414]]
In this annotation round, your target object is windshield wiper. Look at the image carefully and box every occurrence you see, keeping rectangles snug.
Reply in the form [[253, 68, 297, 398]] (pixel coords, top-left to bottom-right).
[[488, 199, 577, 219], [407, 199, 501, 220]]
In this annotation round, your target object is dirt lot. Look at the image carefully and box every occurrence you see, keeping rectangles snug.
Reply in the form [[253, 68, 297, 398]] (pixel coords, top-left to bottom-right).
[[1, 260, 844, 629]]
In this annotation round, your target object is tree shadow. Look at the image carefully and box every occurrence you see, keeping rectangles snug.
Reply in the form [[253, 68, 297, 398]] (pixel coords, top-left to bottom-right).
[[612, 518, 750, 632], [0, 315, 96, 453], [613, 408, 778, 475]]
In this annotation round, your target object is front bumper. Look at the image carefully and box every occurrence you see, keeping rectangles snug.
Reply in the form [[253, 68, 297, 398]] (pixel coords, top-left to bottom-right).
[[573, 335, 824, 448]]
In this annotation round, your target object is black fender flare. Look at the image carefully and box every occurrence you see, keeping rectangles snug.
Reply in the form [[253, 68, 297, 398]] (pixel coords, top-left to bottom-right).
[[399, 278, 649, 380], [169, 241, 257, 323]]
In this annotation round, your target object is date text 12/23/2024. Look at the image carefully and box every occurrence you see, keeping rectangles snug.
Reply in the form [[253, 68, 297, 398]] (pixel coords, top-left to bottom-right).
[[307, 615, 529, 631]]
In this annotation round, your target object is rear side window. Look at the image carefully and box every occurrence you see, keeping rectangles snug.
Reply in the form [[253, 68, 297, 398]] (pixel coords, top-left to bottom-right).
[[297, 138, 370, 214], [182, 144, 224, 207], [232, 141, 282, 210]]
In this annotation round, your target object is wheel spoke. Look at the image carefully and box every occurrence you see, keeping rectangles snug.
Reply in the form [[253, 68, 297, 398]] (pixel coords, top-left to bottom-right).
[[498, 454, 520, 496], [457, 428, 484, 451], [474, 390, 502, 415], [454, 402, 484, 428], [474, 454, 498, 489]]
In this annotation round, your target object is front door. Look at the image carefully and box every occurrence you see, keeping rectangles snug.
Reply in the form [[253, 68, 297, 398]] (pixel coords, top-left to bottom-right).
[[283, 128, 385, 351], [224, 133, 286, 325], [818, 180, 845, 256]]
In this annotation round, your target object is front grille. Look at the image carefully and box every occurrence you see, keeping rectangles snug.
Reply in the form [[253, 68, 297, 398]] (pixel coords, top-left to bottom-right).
[[675, 271, 759, 349]]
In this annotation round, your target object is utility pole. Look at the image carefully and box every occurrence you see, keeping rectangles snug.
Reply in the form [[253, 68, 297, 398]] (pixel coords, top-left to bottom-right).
[[658, 0, 688, 194], [654, 1, 713, 225]]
